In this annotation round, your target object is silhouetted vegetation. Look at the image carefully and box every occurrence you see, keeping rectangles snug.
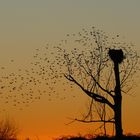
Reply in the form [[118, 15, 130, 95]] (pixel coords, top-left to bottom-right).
[[0, 118, 19, 140], [46, 27, 139, 138], [56, 134, 140, 140], [0, 27, 139, 139]]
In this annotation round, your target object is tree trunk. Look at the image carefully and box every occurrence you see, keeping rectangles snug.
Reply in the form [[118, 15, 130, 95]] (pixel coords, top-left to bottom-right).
[[114, 62, 123, 138], [114, 93, 123, 138]]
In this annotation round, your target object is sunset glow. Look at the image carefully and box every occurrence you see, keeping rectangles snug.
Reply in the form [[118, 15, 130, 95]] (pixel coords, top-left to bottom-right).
[[0, 1, 140, 140]]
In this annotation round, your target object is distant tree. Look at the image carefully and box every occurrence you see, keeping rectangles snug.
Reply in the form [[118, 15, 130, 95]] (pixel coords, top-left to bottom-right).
[[0, 118, 19, 140], [46, 27, 139, 138]]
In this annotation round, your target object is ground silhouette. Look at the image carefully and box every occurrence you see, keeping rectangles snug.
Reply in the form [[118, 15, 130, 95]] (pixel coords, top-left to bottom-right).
[[56, 134, 140, 140]]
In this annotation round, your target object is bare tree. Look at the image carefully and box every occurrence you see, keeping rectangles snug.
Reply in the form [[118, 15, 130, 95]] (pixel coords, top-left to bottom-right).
[[23, 27, 139, 138], [46, 27, 139, 138], [0, 118, 19, 140]]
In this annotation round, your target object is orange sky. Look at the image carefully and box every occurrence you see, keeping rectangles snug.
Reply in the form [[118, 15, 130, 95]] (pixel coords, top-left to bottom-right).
[[0, 1, 140, 140]]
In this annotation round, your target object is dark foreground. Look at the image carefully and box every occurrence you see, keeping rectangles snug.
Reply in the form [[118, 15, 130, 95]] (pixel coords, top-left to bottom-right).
[[56, 135, 140, 140]]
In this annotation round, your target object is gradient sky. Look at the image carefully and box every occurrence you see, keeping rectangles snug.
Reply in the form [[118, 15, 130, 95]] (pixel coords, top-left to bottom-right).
[[0, 0, 140, 140]]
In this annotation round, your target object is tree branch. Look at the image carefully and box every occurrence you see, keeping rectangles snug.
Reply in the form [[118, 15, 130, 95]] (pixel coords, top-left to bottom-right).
[[74, 118, 114, 123], [64, 74, 114, 110], [90, 74, 114, 98]]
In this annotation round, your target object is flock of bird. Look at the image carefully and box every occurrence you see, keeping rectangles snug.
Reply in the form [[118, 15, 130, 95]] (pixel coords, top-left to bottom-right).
[[0, 28, 99, 111], [0, 27, 135, 112], [0, 34, 79, 111]]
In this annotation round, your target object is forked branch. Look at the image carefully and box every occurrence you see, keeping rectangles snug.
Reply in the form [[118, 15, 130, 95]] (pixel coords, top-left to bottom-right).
[[64, 74, 114, 110]]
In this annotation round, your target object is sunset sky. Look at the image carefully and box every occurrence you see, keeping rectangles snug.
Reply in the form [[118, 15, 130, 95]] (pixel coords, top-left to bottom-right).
[[0, 0, 140, 140]]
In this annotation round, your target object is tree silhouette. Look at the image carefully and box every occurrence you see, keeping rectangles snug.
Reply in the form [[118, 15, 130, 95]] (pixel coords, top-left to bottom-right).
[[0, 118, 19, 140], [0, 27, 139, 138], [108, 49, 124, 137], [44, 27, 140, 138]]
